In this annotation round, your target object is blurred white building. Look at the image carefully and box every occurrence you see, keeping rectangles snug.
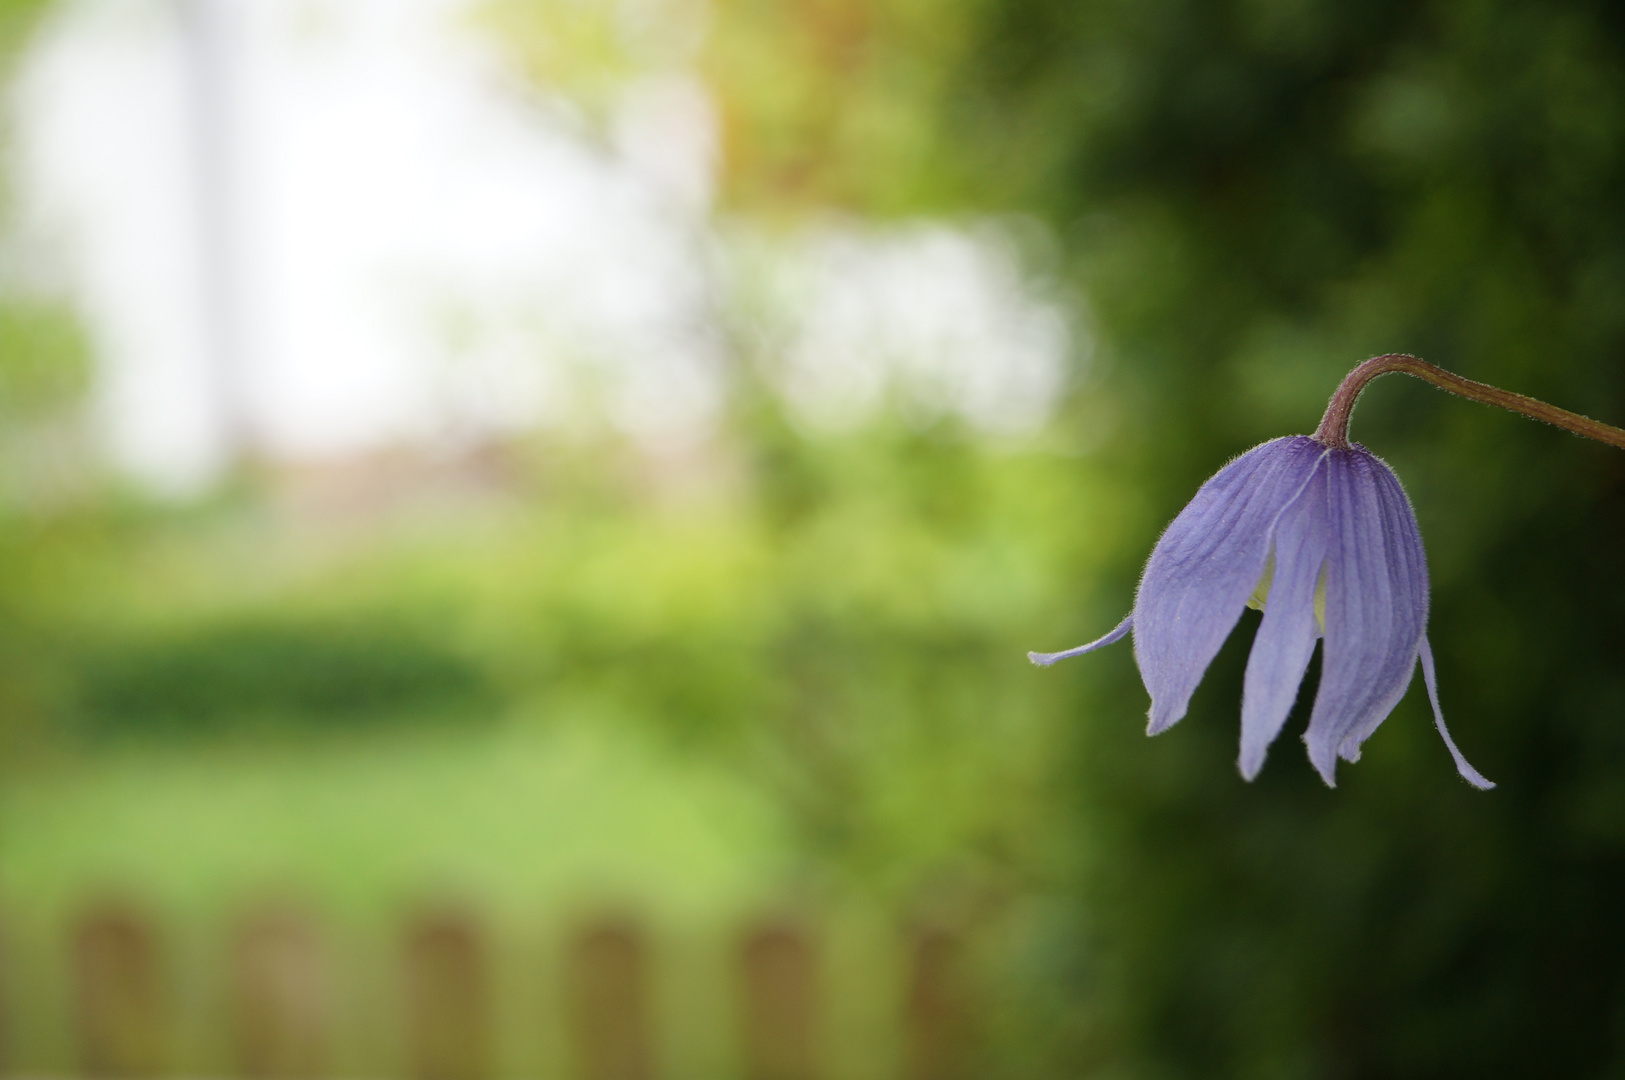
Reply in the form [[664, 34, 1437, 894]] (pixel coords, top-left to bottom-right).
[[8, 0, 1073, 493]]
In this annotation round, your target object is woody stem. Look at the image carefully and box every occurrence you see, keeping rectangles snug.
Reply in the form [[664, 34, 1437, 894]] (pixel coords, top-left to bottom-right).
[[1312, 354, 1625, 451]]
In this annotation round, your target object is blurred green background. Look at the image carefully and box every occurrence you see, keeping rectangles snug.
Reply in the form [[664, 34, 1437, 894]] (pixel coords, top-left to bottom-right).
[[4, 0, 1625, 1076]]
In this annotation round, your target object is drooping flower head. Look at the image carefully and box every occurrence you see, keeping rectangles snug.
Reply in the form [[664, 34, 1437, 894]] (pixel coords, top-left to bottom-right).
[[1032, 436, 1489, 787], [1031, 354, 1625, 789]]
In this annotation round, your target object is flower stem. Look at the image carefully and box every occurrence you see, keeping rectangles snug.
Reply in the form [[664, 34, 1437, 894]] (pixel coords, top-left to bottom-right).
[[1313, 354, 1625, 450]]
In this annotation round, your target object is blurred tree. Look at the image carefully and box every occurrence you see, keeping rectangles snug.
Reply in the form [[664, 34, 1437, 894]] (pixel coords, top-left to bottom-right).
[[698, 0, 1625, 1073], [0, 0, 51, 89], [477, 0, 702, 126], [479, 0, 1126, 930], [930, 0, 1625, 1076], [0, 0, 92, 469], [700, 0, 982, 215], [0, 0, 99, 756]]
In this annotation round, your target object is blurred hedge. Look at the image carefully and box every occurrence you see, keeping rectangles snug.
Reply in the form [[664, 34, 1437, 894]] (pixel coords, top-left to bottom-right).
[[76, 616, 495, 739], [941, 1, 1625, 1076]]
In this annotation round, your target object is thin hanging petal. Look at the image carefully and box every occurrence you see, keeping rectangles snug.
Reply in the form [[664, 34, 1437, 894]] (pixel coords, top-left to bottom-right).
[[1238, 455, 1329, 779], [1420, 635, 1495, 790], [1029, 614, 1133, 666], [1304, 448, 1429, 786], [1334, 455, 1432, 764], [1134, 436, 1325, 735]]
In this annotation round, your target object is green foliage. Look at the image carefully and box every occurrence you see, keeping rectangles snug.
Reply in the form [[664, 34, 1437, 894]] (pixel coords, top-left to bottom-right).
[[0, 297, 92, 418], [0, 3, 97, 505], [474, 0, 702, 125], [0, 419, 1125, 1074], [920, 0, 1625, 1075], [4, 413, 1127, 871], [76, 616, 495, 739], [700, 0, 989, 215]]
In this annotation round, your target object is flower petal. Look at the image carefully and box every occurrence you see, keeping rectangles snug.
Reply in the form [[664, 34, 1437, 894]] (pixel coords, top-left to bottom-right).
[[1238, 455, 1329, 779], [1333, 453, 1433, 764], [1304, 447, 1429, 786], [1134, 436, 1327, 735], [1419, 634, 1495, 790], [1028, 614, 1133, 666]]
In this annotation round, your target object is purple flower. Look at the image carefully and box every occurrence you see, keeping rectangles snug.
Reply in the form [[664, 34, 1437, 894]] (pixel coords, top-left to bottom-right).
[[1032, 435, 1492, 789]]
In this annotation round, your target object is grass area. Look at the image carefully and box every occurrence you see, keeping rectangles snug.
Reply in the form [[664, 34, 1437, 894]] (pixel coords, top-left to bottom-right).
[[0, 715, 793, 923], [0, 426, 1119, 1076], [0, 712, 811, 1076]]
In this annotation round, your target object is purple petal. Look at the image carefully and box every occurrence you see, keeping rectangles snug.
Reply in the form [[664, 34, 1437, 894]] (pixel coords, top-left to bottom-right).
[[1134, 436, 1327, 735], [1029, 614, 1133, 666], [1419, 635, 1495, 790], [1333, 456, 1432, 763], [1304, 447, 1429, 786], [1238, 455, 1329, 779]]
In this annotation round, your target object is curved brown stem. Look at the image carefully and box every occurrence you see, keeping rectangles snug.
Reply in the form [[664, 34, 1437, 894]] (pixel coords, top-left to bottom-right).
[[1313, 354, 1625, 451]]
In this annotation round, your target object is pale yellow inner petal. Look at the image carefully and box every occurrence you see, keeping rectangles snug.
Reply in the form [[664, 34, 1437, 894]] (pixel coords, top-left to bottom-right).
[[1247, 550, 1327, 634], [1312, 568, 1326, 633], [1247, 552, 1274, 612]]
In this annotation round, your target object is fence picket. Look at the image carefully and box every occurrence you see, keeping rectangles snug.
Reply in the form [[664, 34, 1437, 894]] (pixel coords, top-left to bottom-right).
[[739, 921, 818, 1080], [565, 917, 654, 1080], [73, 903, 166, 1077], [232, 906, 328, 1078], [903, 925, 975, 1080], [404, 909, 491, 1080]]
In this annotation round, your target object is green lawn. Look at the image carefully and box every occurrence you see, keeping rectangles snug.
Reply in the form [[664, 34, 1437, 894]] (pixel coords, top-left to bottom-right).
[[0, 713, 852, 1077]]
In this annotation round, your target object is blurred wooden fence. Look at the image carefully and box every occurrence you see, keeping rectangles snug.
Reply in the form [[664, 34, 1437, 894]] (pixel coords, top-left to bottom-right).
[[6, 902, 979, 1080]]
